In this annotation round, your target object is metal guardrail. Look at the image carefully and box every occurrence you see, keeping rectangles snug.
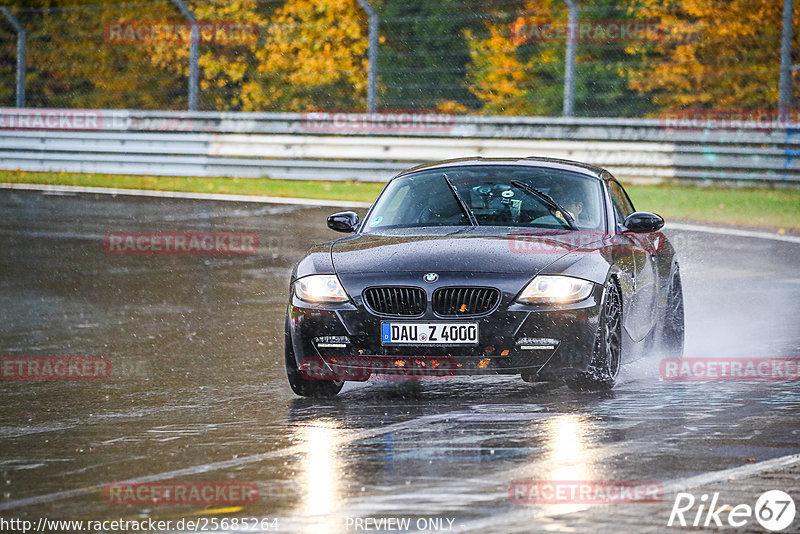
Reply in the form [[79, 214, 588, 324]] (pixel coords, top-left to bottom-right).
[[0, 108, 798, 183]]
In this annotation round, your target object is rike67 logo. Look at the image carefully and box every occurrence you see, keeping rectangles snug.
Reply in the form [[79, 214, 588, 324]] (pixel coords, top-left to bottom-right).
[[668, 490, 796, 531]]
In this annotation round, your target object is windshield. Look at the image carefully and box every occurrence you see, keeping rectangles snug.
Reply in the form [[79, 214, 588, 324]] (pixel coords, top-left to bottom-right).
[[363, 165, 604, 232]]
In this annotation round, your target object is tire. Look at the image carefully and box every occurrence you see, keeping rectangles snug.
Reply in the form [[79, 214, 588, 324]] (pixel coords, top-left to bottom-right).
[[285, 318, 344, 398], [521, 372, 538, 383], [661, 265, 685, 358], [567, 280, 622, 392]]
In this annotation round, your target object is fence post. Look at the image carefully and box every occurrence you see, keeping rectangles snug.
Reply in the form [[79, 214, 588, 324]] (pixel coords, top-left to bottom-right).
[[779, 0, 794, 115], [355, 0, 378, 112], [562, 0, 577, 117], [0, 7, 26, 108], [170, 0, 199, 111]]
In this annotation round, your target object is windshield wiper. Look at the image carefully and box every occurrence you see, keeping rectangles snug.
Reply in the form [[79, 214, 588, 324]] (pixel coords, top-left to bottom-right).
[[443, 173, 478, 226], [510, 180, 577, 230]]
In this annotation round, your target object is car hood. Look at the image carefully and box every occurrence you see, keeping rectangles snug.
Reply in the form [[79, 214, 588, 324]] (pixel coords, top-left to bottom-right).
[[331, 228, 600, 275]]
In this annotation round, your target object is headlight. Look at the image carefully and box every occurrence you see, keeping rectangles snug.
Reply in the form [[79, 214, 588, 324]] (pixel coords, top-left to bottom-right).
[[516, 275, 594, 304], [294, 275, 350, 303]]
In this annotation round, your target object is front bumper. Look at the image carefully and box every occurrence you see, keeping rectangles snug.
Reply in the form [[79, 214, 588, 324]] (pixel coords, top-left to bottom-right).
[[287, 280, 604, 381]]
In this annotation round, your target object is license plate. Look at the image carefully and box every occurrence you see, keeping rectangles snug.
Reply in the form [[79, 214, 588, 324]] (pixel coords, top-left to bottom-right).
[[381, 322, 478, 345]]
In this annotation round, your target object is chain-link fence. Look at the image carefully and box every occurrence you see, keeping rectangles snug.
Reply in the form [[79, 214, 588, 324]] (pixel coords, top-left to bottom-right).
[[0, 0, 797, 117]]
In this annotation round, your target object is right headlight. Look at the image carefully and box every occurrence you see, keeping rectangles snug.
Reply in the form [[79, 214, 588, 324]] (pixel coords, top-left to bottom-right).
[[516, 275, 594, 304], [294, 275, 350, 304]]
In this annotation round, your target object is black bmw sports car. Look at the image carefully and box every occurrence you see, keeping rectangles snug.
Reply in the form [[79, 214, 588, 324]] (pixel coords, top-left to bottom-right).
[[285, 157, 684, 396]]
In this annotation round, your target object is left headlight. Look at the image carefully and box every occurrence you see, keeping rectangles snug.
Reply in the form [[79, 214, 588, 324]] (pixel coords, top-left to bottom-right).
[[516, 275, 594, 304], [294, 275, 350, 303]]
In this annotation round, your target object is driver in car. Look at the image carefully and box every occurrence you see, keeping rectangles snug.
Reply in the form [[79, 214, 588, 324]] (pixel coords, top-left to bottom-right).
[[556, 188, 585, 225]]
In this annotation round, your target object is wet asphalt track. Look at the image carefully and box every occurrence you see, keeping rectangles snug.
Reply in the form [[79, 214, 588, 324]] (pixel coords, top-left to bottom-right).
[[0, 189, 799, 533]]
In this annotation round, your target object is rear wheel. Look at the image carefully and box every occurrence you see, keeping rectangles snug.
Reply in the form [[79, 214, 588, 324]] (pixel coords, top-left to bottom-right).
[[285, 318, 344, 398], [661, 266, 684, 358], [567, 280, 622, 391]]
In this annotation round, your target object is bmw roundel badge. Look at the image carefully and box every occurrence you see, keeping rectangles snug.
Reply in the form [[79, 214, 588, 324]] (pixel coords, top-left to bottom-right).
[[424, 273, 439, 283]]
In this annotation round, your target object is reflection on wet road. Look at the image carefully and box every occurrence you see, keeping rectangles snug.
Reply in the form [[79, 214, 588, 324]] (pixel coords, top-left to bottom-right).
[[0, 190, 798, 532]]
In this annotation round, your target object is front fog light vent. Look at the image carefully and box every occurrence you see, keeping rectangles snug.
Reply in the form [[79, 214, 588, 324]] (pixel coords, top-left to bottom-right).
[[517, 338, 560, 351], [314, 336, 350, 348]]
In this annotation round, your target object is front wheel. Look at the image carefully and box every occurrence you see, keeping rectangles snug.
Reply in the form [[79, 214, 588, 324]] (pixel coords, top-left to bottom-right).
[[660, 266, 684, 358], [567, 280, 622, 392], [285, 318, 344, 398]]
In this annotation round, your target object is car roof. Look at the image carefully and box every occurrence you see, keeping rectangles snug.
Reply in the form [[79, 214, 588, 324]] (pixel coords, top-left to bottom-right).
[[396, 157, 609, 181]]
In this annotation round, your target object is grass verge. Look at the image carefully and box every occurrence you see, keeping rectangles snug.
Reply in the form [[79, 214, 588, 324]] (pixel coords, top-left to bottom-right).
[[626, 183, 799, 232], [1, 170, 798, 231], [0, 170, 383, 203]]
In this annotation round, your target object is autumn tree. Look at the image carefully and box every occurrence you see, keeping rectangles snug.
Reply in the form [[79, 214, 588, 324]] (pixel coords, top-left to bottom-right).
[[142, 0, 371, 112], [463, 25, 537, 115], [141, 0, 273, 111], [247, 0, 369, 111], [463, 0, 655, 116], [1, 0, 373, 111], [377, 0, 486, 112], [0, 1, 182, 109], [627, 0, 800, 111]]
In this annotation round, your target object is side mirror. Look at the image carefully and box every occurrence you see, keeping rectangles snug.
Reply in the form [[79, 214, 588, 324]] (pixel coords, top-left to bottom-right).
[[623, 211, 664, 233], [327, 211, 359, 233]]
